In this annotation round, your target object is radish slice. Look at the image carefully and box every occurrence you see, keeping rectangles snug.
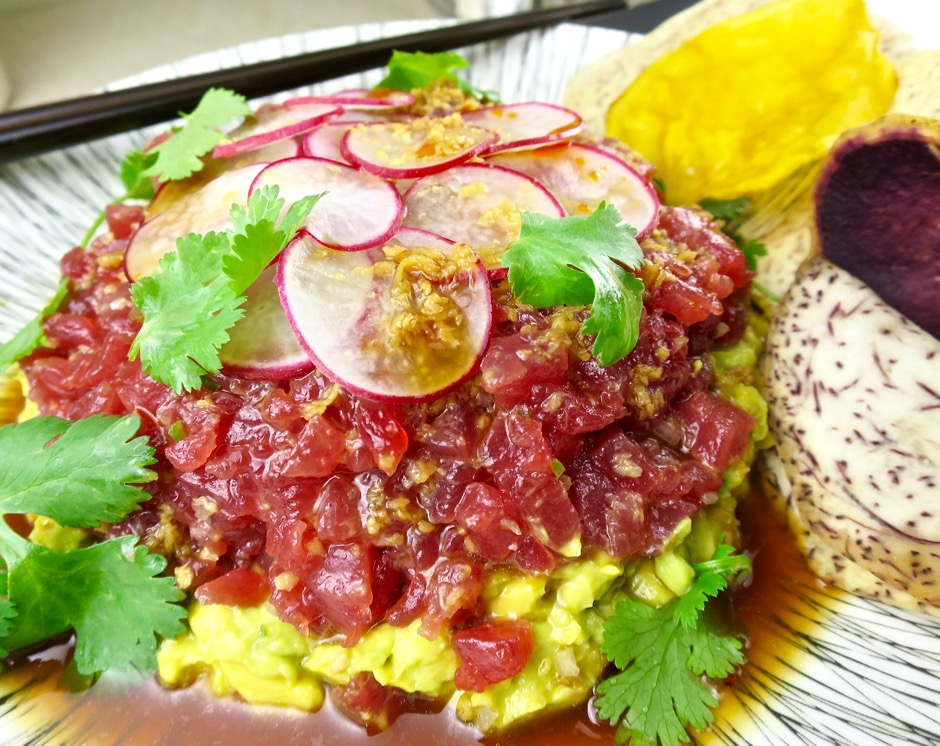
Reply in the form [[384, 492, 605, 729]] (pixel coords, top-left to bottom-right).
[[212, 103, 342, 159], [487, 143, 660, 241], [220, 265, 312, 379], [302, 115, 417, 164], [251, 157, 403, 251], [387, 226, 455, 252], [229, 137, 303, 165], [462, 103, 582, 154], [125, 164, 265, 281], [278, 233, 492, 403], [285, 88, 414, 110], [302, 122, 356, 164], [341, 114, 498, 179], [401, 163, 565, 269], [334, 111, 418, 125]]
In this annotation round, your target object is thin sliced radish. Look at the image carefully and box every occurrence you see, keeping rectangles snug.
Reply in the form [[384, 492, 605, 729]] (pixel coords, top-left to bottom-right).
[[302, 115, 417, 164], [220, 265, 312, 379], [387, 226, 454, 252], [401, 163, 564, 269], [462, 103, 582, 154], [487, 142, 660, 241], [341, 114, 497, 179], [302, 122, 356, 164], [278, 233, 492, 403], [285, 88, 414, 110], [251, 157, 403, 250], [227, 137, 303, 165], [125, 164, 265, 281], [334, 111, 418, 125], [212, 103, 342, 159]]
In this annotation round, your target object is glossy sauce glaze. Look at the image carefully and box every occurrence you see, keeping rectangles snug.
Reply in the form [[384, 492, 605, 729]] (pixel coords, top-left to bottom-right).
[[0, 488, 828, 746]]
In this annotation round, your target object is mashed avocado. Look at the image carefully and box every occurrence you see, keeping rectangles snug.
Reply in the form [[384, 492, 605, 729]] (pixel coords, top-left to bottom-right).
[[157, 308, 768, 732]]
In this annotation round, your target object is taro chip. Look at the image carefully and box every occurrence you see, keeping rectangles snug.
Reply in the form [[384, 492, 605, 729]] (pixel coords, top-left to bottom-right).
[[606, 0, 897, 205]]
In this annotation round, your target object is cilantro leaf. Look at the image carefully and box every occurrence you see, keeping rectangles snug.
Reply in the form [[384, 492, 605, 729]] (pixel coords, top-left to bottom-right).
[[0, 537, 185, 674], [120, 149, 157, 201], [130, 231, 245, 392], [129, 188, 318, 392], [0, 413, 184, 673], [673, 544, 751, 628], [376, 50, 496, 101], [597, 543, 750, 745], [598, 600, 725, 746], [0, 415, 156, 527], [0, 279, 69, 372], [377, 50, 469, 92], [142, 88, 250, 182], [503, 204, 646, 366], [736, 236, 767, 272], [225, 186, 320, 295], [698, 197, 750, 223]]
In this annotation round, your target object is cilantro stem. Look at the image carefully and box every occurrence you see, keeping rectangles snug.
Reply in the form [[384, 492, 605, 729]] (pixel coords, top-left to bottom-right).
[[80, 209, 108, 249], [752, 281, 782, 303]]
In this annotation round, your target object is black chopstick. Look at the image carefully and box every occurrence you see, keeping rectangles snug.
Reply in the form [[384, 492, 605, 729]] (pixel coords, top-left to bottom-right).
[[0, 0, 624, 164]]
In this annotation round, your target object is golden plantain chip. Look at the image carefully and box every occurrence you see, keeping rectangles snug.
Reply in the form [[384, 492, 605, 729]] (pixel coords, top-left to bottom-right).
[[606, 0, 897, 205]]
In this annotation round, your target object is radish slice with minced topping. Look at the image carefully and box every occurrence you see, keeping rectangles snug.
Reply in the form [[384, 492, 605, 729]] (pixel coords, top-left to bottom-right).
[[220, 265, 312, 379], [387, 226, 455, 252], [278, 233, 492, 403], [463, 103, 582, 154], [402, 163, 564, 269], [212, 103, 342, 159], [286, 89, 414, 110], [251, 156, 403, 250], [125, 164, 265, 281], [341, 114, 498, 179], [302, 114, 417, 164], [488, 142, 660, 241]]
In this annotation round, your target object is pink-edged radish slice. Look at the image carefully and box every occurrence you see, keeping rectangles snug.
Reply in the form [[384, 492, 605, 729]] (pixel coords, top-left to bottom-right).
[[341, 113, 498, 179], [285, 88, 414, 110], [462, 103, 582, 154], [334, 111, 418, 125], [277, 233, 492, 403], [251, 156, 403, 251], [125, 164, 265, 281], [302, 122, 356, 164], [212, 103, 342, 159], [386, 226, 455, 252], [224, 136, 303, 166], [302, 115, 418, 164], [402, 162, 564, 269], [487, 142, 660, 241], [220, 264, 312, 380]]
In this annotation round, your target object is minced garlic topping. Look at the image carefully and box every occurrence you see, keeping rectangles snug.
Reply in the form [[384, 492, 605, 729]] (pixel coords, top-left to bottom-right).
[[362, 242, 480, 394]]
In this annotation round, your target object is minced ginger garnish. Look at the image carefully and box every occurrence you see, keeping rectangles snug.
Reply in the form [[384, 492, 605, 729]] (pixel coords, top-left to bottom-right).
[[362, 243, 479, 390]]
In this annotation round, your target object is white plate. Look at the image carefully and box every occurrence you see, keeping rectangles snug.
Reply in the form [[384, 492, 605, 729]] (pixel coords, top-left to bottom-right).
[[0, 16, 939, 746]]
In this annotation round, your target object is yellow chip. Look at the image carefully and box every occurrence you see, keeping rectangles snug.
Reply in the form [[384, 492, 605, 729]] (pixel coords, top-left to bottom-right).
[[606, 0, 896, 205]]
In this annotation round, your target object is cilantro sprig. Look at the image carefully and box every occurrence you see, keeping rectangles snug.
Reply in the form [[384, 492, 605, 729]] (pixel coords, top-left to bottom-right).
[[140, 88, 251, 183], [503, 203, 646, 366], [129, 185, 319, 393], [0, 415, 185, 674], [376, 50, 497, 101], [596, 543, 752, 746], [0, 279, 69, 373], [80, 89, 250, 249]]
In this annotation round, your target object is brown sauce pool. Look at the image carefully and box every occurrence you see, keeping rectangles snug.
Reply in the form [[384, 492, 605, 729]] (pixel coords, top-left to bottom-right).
[[0, 489, 829, 746]]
